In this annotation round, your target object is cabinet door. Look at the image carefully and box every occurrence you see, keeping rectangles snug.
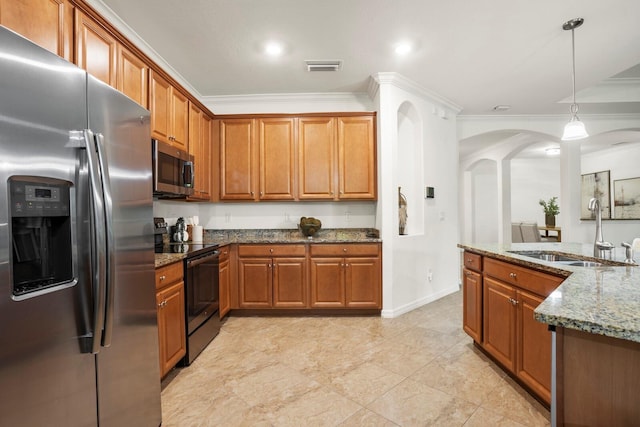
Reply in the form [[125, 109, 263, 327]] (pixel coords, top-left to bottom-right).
[[220, 119, 256, 200], [158, 281, 186, 377], [238, 257, 272, 308], [149, 70, 171, 143], [188, 103, 202, 197], [517, 289, 551, 404], [199, 114, 212, 199], [117, 44, 148, 108], [219, 256, 230, 318], [483, 276, 517, 372], [0, 0, 73, 61], [310, 257, 345, 308], [170, 88, 189, 150], [337, 116, 376, 200], [463, 268, 483, 342], [258, 118, 295, 200], [75, 10, 117, 87], [345, 257, 381, 308], [273, 257, 307, 308], [298, 117, 336, 199]]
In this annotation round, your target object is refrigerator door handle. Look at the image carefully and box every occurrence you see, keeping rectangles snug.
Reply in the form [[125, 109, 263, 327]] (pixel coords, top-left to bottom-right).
[[83, 129, 107, 355], [95, 133, 115, 348]]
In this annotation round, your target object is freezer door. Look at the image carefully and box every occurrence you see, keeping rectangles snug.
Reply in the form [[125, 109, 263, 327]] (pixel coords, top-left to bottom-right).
[[0, 27, 97, 426], [87, 76, 162, 427]]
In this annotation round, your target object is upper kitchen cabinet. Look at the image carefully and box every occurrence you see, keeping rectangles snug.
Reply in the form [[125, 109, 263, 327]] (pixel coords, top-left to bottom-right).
[[337, 115, 376, 200], [218, 113, 377, 202], [298, 117, 336, 200], [259, 118, 296, 200], [299, 114, 376, 201], [219, 118, 256, 200], [149, 70, 189, 150], [188, 103, 212, 200], [117, 44, 148, 108], [0, 0, 74, 62], [75, 10, 117, 87]]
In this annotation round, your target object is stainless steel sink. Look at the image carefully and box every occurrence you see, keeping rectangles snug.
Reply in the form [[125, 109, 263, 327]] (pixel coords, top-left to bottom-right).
[[507, 250, 582, 262], [507, 250, 602, 267]]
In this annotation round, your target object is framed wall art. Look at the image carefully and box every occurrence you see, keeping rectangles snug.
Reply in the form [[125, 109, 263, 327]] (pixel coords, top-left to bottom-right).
[[613, 177, 640, 219], [580, 170, 611, 219]]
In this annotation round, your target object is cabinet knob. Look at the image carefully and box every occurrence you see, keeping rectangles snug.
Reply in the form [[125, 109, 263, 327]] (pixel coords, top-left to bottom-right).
[[343, 248, 347, 252], [509, 298, 518, 306], [159, 275, 166, 281], [270, 248, 274, 253], [509, 272, 517, 279], [260, 191, 263, 196], [466, 259, 473, 263], [250, 191, 254, 196]]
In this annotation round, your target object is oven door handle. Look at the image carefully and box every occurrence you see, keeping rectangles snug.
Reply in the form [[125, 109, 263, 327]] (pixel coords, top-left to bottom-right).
[[186, 251, 219, 268]]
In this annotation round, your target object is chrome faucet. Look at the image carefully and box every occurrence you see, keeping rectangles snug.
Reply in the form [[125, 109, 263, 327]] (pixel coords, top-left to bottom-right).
[[588, 197, 614, 258]]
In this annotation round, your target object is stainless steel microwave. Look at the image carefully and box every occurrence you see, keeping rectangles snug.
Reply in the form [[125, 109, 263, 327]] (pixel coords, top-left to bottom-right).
[[152, 139, 194, 198]]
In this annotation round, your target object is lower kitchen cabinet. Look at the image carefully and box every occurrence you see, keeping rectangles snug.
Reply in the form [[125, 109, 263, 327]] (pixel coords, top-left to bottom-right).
[[218, 245, 231, 318], [155, 261, 186, 378], [462, 252, 482, 343], [237, 244, 307, 308], [462, 251, 563, 406], [309, 243, 381, 309]]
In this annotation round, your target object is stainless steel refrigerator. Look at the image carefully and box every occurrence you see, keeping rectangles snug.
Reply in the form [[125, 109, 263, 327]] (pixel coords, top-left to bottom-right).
[[0, 26, 162, 426]]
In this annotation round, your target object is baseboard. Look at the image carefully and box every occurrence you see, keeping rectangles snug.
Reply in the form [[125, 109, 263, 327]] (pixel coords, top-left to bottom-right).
[[381, 284, 460, 318]]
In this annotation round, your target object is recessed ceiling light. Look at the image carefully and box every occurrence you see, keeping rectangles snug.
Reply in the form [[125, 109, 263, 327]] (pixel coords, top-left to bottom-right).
[[545, 147, 561, 156], [492, 105, 511, 111], [394, 43, 412, 55], [265, 42, 283, 56]]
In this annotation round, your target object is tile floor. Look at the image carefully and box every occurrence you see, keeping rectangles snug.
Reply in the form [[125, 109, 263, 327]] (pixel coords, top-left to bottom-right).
[[161, 291, 550, 426]]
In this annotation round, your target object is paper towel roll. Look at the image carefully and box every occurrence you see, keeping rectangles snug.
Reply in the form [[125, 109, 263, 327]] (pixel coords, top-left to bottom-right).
[[633, 237, 640, 251], [192, 225, 203, 243]]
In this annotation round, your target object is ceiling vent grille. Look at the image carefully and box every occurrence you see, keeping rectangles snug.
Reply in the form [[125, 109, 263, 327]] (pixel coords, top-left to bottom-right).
[[305, 60, 342, 72]]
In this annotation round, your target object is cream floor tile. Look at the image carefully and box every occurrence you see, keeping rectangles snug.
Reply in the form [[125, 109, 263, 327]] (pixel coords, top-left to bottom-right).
[[367, 378, 478, 426], [161, 290, 550, 426], [338, 408, 399, 426]]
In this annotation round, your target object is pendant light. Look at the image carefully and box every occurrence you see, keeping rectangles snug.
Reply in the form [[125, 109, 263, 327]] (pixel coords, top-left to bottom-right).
[[561, 18, 588, 141]]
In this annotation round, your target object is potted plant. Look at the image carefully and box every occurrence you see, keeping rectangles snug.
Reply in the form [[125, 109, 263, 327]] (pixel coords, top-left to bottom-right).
[[539, 197, 560, 227]]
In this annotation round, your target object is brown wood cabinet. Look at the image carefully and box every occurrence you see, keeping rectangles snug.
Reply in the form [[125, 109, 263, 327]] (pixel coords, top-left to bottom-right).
[[219, 118, 256, 200], [467, 255, 564, 406], [259, 118, 296, 200], [218, 245, 231, 318], [309, 243, 381, 308], [337, 116, 377, 200], [218, 113, 376, 202], [462, 251, 482, 343], [188, 103, 212, 200], [237, 244, 307, 308], [75, 10, 117, 87], [0, 0, 74, 61], [298, 117, 336, 199], [155, 262, 186, 378], [149, 70, 188, 150], [117, 44, 148, 108]]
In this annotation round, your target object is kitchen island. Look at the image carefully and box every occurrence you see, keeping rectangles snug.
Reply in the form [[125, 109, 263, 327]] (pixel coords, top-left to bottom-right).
[[458, 242, 640, 426]]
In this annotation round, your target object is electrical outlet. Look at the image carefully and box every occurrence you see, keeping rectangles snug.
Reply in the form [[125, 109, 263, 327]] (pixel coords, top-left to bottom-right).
[[224, 213, 231, 223], [427, 268, 433, 282], [284, 213, 290, 223], [345, 211, 351, 223]]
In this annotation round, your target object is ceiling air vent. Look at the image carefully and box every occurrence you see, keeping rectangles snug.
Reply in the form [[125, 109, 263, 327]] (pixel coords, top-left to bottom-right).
[[305, 60, 342, 72]]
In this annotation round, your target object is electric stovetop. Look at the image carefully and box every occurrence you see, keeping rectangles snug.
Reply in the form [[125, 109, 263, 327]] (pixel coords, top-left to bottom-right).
[[155, 242, 219, 257]]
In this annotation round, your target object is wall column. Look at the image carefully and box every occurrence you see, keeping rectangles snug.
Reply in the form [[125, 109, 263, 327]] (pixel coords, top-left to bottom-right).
[[497, 158, 512, 244], [560, 141, 582, 241]]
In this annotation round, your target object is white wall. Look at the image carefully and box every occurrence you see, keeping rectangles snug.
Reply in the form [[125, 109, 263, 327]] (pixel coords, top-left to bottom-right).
[[471, 160, 499, 243], [511, 157, 562, 226], [579, 144, 640, 245], [372, 73, 461, 317]]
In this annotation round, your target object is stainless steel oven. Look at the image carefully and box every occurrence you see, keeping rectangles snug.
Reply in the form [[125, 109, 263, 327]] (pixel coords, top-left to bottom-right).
[[183, 246, 220, 365]]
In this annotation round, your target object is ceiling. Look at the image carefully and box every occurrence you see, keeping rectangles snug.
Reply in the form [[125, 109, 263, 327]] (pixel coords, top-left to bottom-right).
[[95, 0, 640, 155]]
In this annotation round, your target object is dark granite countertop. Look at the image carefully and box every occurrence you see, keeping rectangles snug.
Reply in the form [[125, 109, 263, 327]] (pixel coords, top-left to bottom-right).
[[459, 242, 640, 343], [155, 228, 381, 268]]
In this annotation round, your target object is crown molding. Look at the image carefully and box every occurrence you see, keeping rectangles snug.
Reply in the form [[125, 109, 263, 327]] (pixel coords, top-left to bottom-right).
[[370, 72, 462, 113]]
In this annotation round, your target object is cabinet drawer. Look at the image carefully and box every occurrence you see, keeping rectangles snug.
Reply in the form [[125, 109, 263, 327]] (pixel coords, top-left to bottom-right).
[[463, 251, 482, 272], [155, 261, 183, 290], [238, 244, 306, 257], [218, 244, 230, 261], [310, 243, 380, 257], [484, 258, 563, 297]]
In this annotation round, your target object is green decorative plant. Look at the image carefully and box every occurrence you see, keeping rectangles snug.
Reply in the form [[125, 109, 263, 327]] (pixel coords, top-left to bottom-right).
[[539, 197, 560, 216]]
